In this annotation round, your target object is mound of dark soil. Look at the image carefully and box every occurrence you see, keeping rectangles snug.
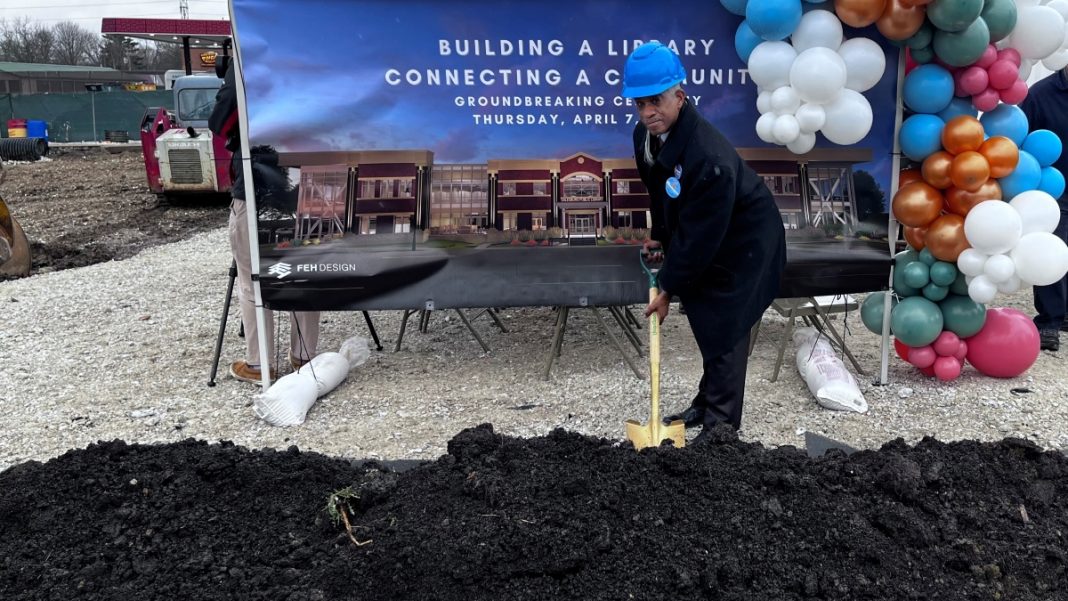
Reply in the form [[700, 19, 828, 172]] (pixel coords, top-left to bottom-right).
[[1, 426, 1065, 600]]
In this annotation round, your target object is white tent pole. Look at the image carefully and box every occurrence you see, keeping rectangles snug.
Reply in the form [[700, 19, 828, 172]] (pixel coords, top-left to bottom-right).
[[228, 0, 272, 388], [880, 46, 907, 387]]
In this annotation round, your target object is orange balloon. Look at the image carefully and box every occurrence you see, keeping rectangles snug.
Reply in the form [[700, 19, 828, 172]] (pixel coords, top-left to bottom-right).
[[922, 151, 955, 189], [835, 0, 888, 27], [944, 180, 1003, 216], [949, 151, 991, 192], [892, 181, 944, 227], [899, 168, 923, 188], [942, 116, 985, 155], [903, 225, 928, 251], [877, 0, 926, 41], [924, 213, 970, 262], [978, 135, 1020, 179], [899, 0, 932, 5]]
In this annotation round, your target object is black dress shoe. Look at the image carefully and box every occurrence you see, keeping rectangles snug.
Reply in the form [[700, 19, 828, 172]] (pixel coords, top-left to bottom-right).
[[1040, 329, 1060, 352], [663, 405, 704, 428]]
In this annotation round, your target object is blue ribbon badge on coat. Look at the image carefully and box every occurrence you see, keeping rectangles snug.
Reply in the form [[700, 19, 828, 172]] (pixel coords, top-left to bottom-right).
[[665, 176, 681, 198]]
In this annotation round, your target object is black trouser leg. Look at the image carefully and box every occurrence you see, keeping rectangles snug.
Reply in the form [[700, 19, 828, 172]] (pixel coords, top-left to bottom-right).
[[697, 334, 750, 430]]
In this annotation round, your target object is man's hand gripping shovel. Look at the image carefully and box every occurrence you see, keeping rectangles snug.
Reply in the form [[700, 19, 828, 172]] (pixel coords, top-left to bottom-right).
[[625, 248, 686, 451]]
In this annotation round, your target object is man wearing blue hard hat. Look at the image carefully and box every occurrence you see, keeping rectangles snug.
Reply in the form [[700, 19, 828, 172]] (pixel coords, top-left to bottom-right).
[[624, 41, 786, 441]]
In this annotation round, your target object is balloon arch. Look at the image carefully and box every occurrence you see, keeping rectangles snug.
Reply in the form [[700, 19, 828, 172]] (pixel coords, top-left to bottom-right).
[[727, 0, 1068, 381]]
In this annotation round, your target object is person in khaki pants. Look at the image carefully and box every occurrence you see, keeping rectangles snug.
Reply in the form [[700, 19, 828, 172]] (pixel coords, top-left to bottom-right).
[[210, 54, 320, 384]]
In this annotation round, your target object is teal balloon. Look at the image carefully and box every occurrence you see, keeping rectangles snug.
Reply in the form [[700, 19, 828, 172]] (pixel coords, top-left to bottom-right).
[[893, 265, 921, 297], [929, 261, 957, 286], [922, 282, 949, 302], [861, 291, 898, 335], [950, 271, 969, 296], [949, 271, 969, 296], [906, 22, 934, 50], [894, 248, 920, 266], [939, 294, 987, 337], [981, 0, 1017, 43], [928, 0, 984, 32], [933, 18, 991, 67], [903, 261, 931, 288], [891, 297, 945, 347], [911, 45, 935, 64], [918, 247, 937, 266]]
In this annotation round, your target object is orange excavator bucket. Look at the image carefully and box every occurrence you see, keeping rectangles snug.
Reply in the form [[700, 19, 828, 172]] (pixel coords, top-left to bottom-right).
[[0, 166, 31, 277]]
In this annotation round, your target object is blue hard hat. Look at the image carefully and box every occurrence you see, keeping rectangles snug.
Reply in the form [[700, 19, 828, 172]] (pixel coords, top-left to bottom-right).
[[621, 41, 686, 98]]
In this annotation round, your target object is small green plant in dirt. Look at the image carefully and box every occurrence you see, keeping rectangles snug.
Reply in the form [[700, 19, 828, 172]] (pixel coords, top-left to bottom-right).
[[326, 487, 372, 546]]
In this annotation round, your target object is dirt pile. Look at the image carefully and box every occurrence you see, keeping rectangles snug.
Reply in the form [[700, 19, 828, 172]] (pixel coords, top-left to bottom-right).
[[1, 426, 1065, 600]]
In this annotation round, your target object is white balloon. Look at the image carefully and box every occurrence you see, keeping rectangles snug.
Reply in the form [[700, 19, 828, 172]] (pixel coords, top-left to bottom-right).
[[1009, 190, 1061, 235], [997, 274, 1022, 294], [790, 47, 848, 104], [1019, 57, 1035, 81], [757, 90, 773, 114], [1042, 49, 1068, 71], [964, 200, 1023, 255], [837, 37, 886, 92], [958, 248, 990, 277], [787, 132, 816, 154], [820, 89, 872, 145], [983, 254, 1017, 283], [1046, 0, 1068, 21], [795, 103, 826, 133], [773, 114, 802, 144], [965, 275, 975, 285], [748, 41, 798, 91], [1011, 232, 1068, 286], [791, 9, 844, 53], [968, 275, 999, 304], [1013, 6, 1066, 60], [770, 86, 802, 114], [756, 112, 778, 144]]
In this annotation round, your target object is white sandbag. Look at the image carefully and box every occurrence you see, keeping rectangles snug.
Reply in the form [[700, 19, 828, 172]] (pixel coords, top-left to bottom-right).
[[297, 351, 350, 397], [339, 336, 371, 369], [793, 327, 868, 413], [252, 370, 319, 427]]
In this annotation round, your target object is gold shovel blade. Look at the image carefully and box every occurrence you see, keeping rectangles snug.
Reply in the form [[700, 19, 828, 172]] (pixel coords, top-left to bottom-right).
[[625, 419, 686, 451]]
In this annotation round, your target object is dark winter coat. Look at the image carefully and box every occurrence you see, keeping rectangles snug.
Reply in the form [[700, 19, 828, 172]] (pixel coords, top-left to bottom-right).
[[633, 100, 786, 357]]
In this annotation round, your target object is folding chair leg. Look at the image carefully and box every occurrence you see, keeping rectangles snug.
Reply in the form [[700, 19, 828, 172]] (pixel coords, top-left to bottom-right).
[[455, 309, 490, 353], [772, 310, 797, 383], [487, 308, 508, 333], [543, 306, 569, 380], [362, 311, 383, 351], [624, 306, 642, 330], [608, 306, 643, 357], [748, 320, 760, 357], [810, 302, 866, 375], [395, 309, 415, 352], [591, 307, 643, 380]]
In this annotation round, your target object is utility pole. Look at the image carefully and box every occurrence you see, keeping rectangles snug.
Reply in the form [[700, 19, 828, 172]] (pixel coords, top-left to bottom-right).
[[180, 0, 189, 19]]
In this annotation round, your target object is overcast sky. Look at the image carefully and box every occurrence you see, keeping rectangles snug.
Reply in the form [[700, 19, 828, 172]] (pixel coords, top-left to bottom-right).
[[2, 0, 228, 28]]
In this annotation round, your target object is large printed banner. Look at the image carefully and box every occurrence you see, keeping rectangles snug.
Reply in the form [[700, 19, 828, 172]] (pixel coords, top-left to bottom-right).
[[231, 0, 900, 310]]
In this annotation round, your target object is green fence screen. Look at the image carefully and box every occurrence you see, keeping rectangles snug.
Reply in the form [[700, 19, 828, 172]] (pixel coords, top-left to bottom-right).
[[0, 91, 174, 142]]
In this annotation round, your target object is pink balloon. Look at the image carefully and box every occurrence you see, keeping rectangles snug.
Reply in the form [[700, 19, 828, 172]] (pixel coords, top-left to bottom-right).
[[988, 60, 1019, 90], [999, 79, 1029, 105], [908, 345, 937, 369], [920, 365, 937, 377], [965, 308, 1041, 378], [997, 48, 1022, 67], [972, 88, 1001, 112], [934, 356, 963, 381], [933, 331, 962, 356], [958, 66, 990, 96], [953, 70, 970, 97], [976, 45, 998, 69], [954, 340, 968, 362]]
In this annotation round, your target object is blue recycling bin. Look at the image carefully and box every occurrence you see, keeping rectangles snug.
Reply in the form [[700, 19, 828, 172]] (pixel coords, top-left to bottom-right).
[[26, 120, 47, 140]]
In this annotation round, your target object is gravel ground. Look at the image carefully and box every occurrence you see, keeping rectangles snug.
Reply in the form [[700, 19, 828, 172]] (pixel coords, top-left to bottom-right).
[[2, 225, 1066, 472]]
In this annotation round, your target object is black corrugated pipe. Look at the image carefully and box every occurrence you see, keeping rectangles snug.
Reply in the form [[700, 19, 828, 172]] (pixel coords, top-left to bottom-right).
[[0, 138, 49, 161]]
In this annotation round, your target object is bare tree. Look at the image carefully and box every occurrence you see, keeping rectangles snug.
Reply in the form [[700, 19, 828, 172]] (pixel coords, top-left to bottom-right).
[[51, 21, 99, 66], [0, 17, 55, 64], [143, 41, 182, 71]]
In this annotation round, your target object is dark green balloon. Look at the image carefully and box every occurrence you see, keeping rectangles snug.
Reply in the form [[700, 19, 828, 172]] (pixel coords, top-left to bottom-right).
[[903, 261, 931, 289], [918, 247, 937, 266], [894, 248, 919, 267], [922, 282, 949, 302], [929, 261, 958, 286], [861, 291, 898, 335], [933, 18, 991, 67], [906, 22, 934, 50], [911, 45, 936, 64], [949, 271, 969, 296], [891, 296, 945, 347], [981, 0, 1018, 43], [939, 294, 987, 338], [928, 0, 984, 32]]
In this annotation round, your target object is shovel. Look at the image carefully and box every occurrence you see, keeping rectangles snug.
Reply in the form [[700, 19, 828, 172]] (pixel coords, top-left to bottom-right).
[[626, 250, 686, 450]]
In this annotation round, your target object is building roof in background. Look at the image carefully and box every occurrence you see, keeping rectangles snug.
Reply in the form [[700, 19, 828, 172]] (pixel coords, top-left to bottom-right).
[[0, 62, 124, 74], [101, 18, 231, 47]]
